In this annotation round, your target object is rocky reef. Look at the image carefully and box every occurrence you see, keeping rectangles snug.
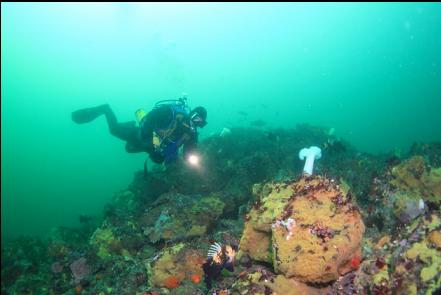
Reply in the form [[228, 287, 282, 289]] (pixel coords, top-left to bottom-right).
[[2, 125, 440, 295], [390, 156, 441, 207]]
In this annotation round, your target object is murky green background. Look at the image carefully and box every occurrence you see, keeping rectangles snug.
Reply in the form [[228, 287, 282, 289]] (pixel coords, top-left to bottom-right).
[[2, 3, 440, 241]]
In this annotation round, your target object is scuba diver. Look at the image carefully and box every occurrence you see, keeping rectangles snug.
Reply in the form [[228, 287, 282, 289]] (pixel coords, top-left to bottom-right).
[[71, 96, 207, 170]]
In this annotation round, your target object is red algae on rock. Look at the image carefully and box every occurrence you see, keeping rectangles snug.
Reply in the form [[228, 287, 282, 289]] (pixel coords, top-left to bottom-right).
[[350, 254, 361, 269]]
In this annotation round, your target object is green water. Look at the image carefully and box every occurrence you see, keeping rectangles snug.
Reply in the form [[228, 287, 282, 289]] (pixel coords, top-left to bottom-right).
[[2, 3, 441, 241]]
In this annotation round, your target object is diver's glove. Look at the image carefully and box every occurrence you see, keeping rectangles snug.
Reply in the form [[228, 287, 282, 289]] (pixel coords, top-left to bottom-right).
[[149, 150, 165, 164]]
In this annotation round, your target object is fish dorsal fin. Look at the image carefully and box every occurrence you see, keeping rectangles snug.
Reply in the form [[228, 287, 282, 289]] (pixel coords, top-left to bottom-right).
[[207, 242, 222, 258]]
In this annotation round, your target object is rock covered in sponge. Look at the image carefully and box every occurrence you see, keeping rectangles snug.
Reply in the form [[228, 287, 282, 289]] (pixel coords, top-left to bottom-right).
[[141, 192, 225, 243], [239, 176, 365, 283], [238, 181, 293, 263], [239, 221, 272, 263], [148, 243, 205, 289], [390, 156, 441, 206]]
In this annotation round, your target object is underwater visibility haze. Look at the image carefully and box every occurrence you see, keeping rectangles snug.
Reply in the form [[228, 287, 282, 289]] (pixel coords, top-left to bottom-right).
[[2, 2, 441, 294]]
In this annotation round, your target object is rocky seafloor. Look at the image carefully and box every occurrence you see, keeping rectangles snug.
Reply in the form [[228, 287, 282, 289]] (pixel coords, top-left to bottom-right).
[[2, 124, 440, 295]]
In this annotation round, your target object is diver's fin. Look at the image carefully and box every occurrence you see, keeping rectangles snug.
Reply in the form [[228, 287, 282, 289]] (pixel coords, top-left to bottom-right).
[[71, 104, 108, 124]]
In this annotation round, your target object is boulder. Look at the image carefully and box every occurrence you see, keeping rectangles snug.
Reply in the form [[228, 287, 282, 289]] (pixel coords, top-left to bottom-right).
[[239, 176, 365, 283]]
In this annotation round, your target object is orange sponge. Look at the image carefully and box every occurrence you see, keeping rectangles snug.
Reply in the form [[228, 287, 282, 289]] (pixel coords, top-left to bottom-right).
[[164, 276, 181, 289]]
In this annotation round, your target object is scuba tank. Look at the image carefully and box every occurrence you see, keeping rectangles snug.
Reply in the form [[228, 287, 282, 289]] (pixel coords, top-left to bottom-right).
[[150, 94, 193, 148], [134, 108, 162, 149], [135, 108, 147, 126], [153, 93, 191, 114], [134, 92, 189, 125]]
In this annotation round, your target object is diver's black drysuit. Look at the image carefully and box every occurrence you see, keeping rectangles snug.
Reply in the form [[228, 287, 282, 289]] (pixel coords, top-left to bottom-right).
[[71, 104, 198, 164]]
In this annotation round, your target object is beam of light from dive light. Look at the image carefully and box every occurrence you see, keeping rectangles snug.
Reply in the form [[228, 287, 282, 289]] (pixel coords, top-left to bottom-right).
[[187, 154, 200, 166]]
